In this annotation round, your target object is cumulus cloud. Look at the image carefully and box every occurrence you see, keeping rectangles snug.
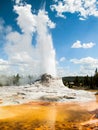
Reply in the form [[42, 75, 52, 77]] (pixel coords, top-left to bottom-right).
[[59, 57, 66, 62], [1, 2, 56, 76], [51, 0, 98, 20], [57, 66, 77, 77], [0, 59, 9, 71], [70, 57, 98, 64], [70, 57, 98, 75], [71, 40, 95, 48]]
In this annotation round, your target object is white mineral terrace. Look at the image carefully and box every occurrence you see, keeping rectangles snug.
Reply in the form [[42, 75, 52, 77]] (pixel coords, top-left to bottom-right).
[[0, 77, 96, 106]]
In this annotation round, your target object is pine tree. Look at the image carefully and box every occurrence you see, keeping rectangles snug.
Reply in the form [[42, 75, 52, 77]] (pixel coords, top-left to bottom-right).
[[13, 74, 20, 86]]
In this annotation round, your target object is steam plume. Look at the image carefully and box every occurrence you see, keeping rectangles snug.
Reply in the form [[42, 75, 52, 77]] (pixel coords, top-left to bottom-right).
[[4, 2, 56, 77]]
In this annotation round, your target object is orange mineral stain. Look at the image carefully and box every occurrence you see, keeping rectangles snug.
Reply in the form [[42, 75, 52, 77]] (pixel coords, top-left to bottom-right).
[[0, 98, 98, 130]]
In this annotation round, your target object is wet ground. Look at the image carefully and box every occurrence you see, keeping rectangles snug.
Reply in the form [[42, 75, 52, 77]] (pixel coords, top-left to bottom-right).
[[0, 77, 98, 129], [0, 97, 98, 130]]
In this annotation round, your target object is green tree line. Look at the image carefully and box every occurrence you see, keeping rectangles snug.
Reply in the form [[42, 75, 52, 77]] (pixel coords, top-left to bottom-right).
[[63, 68, 98, 89], [0, 74, 35, 86]]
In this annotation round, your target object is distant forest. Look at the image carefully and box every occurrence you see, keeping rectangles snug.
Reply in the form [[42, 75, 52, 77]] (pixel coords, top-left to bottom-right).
[[62, 68, 98, 90], [0, 69, 98, 89]]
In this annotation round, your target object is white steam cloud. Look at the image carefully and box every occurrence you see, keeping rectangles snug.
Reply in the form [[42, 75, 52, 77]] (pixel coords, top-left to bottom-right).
[[3, 3, 56, 76], [36, 10, 56, 76]]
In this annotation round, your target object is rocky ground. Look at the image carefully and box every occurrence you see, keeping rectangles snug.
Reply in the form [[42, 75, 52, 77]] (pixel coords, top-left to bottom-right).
[[0, 74, 98, 129], [0, 74, 96, 106]]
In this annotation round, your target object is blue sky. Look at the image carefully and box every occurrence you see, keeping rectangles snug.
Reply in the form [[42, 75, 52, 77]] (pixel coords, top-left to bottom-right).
[[0, 0, 98, 76]]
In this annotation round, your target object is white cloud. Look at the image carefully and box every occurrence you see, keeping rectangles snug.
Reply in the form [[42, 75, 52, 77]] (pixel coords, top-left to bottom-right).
[[57, 66, 77, 77], [82, 42, 95, 48], [79, 17, 85, 20], [70, 57, 98, 75], [79, 65, 94, 75], [0, 59, 9, 71], [59, 57, 66, 62], [51, 0, 98, 20], [71, 40, 82, 48], [70, 57, 98, 64], [71, 40, 95, 48], [57, 66, 66, 77]]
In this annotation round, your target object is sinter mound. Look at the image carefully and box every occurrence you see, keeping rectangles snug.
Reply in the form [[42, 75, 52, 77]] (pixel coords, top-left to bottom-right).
[[40, 73, 53, 83]]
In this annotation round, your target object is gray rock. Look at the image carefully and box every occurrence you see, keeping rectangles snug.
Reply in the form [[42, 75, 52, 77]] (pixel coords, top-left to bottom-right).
[[41, 73, 52, 83], [39, 95, 60, 102]]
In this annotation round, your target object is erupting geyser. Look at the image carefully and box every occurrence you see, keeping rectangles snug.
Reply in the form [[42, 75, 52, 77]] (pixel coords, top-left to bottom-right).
[[5, 3, 57, 77], [36, 10, 56, 77]]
